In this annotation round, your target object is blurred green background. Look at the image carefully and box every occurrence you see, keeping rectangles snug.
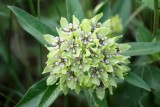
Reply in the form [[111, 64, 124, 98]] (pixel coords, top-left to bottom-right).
[[0, 0, 160, 107]]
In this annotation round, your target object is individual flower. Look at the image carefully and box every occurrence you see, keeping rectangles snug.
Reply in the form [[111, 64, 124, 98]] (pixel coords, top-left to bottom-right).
[[43, 13, 130, 100]]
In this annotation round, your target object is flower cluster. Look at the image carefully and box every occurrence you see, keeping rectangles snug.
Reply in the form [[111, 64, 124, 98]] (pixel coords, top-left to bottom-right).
[[43, 13, 130, 100]]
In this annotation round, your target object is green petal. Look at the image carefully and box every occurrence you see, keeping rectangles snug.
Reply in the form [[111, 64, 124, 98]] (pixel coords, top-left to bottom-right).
[[52, 66, 62, 74], [66, 34, 74, 42], [108, 86, 113, 95], [46, 46, 55, 51], [71, 65, 81, 72], [74, 29, 81, 38], [111, 15, 122, 33], [62, 51, 72, 58], [102, 19, 111, 29], [96, 87, 105, 100], [47, 75, 58, 85], [78, 74, 84, 86], [117, 65, 130, 72], [60, 42, 69, 51], [46, 58, 55, 66], [60, 17, 69, 29], [86, 79, 93, 87], [47, 49, 59, 58], [90, 47, 97, 52], [107, 36, 122, 46], [82, 75, 92, 87], [44, 34, 57, 44], [67, 78, 76, 90], [92, 57, 102, 64], [60, 82, 68, 95], [115, 70, 124, 79], [74, 47, 81, 57], [91, 34, 99, 47], [83, 63, 90, 72], [91, 13, 103, 24], [73, 15, 79, 26], [109, 55, 130, 65], [91, 77, 100, 86], [42, 66, 52, 74], [118, 44, 131, 52], [105, 65, 113, 72], [81, 19, 92, 33], [62, 68, 67, 74], [109, 57, 120, 65], [75, 84, 81, 94], [56, 28, 68, 38], [109, 78, 117, 87], [101, 72, 108, 81], [60, 75, 67, 83], [85, 49, 91, 57], [95, 27, 111, 37]]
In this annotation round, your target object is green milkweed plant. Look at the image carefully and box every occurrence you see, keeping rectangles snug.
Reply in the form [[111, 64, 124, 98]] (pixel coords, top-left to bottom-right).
[[42, 13, 130, 100], [7, 0, 159, 106]]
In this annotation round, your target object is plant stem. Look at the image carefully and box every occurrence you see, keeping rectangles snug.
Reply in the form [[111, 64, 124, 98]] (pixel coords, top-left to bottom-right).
[[37, 0, 43, 73], [39, 43, 43, 73], [84, 90, 96, 107], [28, 0, 36, 16], [37, 0, 40, 18], [0, 92, 16, 104], [153, 0, 159, 37], [27, 0, 38, 85], [64, 96, 68, 107], [124, 4, 146, 28], [8, 12, 25, 92], [55, 0, 61, 18]]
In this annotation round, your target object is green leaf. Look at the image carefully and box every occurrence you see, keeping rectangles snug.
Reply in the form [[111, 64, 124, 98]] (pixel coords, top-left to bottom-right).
[[124, 72, 151, 91], [15, 78, 48, 107], [133, 65, 160, 89], [121, 42, 160, 56], [8, 6, 56, 45], [39, 85, 61, 107], [66, 0, 84, 22], [15, 78, 61, 107], [135, 25, 152, 42]]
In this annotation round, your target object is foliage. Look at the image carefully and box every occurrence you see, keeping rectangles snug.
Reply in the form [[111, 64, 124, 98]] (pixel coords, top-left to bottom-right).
[[0, 0, 160, 107]]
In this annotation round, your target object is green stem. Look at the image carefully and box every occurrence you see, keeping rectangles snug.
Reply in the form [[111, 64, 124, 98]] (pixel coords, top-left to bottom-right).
[[4, 93, 13, 107], [124, 4, 146, 28], [0, 85, 23, 97], [37, 0, 43, 73], [54, 0, 62, 17], [27, 0, 37, 85], [0, 92, 16, 104], [153, 0, 159, 37], [64, 96, 68, 107], [37, 0, 40, 18], [28, 0, 36, 15], [84, 90, 96, 107], [39, 44, 43, 73], [8, 12, 25, 92], [55, 0, 61, 18]]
